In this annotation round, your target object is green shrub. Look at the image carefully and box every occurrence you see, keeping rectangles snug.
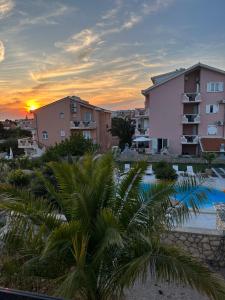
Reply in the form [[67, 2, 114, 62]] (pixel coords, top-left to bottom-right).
[[153, 161, 177, 181], [41, 133, 99, 163], [8, 169, 30, 187]]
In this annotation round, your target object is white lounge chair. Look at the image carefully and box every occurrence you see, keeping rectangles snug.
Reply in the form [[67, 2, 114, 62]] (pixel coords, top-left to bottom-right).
[[124, 163, 130, 173], [145, 165, 153, 175], [187, 165, 195, 176], [173, 165, 179, 173]]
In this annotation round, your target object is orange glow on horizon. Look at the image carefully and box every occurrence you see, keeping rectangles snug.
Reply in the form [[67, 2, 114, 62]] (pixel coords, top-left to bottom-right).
[[26, 100, 40, 112]]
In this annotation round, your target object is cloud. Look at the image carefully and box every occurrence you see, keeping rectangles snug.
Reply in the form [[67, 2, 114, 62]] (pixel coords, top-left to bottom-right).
[[55, 29, 103, 62], [101, 0, 122, 20], [31, 61, 96, 81], [0, 40, 5, 62], [121, 13, 142, 29], [18, 3, 71, 26], [0, 0, 14, 18], [142, 0, 175, 14]]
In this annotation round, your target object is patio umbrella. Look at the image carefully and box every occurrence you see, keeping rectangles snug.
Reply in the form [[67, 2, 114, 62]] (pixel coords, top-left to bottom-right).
[[133, 136, 150, 142]]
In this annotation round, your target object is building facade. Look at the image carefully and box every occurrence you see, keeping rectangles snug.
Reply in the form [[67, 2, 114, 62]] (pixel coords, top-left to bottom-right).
[[142, 63, 225, 155], [18, 96, 112, 156]]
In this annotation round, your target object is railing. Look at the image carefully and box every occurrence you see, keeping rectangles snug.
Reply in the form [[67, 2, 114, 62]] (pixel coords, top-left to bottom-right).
[[0, 288, 63, 300], [134, 128, 149, 136], [134, 109, 149, 118], [180, 135, 199, 144], [70, 120, 97, 129], [182, 114, 200, 124], [18, 138, 38, 149], [182, 93, 201, 103]]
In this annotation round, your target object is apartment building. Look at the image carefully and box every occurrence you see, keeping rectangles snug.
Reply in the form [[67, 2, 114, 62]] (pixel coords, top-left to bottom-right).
[[18, 96, 112, 157], [142, 63, 225, 155]]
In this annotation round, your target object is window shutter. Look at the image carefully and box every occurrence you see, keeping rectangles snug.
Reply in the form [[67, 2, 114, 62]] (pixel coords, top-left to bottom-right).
[[219, 82, 224, 92], [214, 104, 219, 113], [206, 104, 210, 113], [207, 83, 211, 92]]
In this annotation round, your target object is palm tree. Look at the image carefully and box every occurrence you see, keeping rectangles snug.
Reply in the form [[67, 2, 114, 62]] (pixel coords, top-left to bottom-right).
[[0, 154, 225, 300]]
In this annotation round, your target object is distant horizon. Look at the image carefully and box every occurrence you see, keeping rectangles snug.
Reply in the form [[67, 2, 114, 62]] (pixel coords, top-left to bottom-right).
[[1, 0, 225, 119]]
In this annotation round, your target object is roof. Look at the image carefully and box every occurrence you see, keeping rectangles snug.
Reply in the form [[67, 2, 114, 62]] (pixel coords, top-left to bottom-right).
[[142, 63, 225, 95], [200, 137, 225, 152], [33, 96, 111, 114], [151, 68, 185, 85]]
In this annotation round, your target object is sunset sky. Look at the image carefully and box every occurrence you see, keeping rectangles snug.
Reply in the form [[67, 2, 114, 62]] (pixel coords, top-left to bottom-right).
[[1, 0, 225, 119]]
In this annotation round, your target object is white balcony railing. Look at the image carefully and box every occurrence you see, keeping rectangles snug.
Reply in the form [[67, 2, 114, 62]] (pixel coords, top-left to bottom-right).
[[182, 93, 201, 103], [180, 135, 199, 144], [134, 128, 150, 136], [182, 114, 200, 124], [70, 120, 97, 129], [134, 109, 149, 118], [18, 138, 38, 149]]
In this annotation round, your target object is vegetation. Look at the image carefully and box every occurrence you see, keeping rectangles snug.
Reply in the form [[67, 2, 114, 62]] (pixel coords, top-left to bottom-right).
[[0, 154, 225, 299], [203, 152, 216, 168], [153, 161, 178, 181], [7, 169, 30, 187], [0, 122, 32, 156], [110, 117, 135, 150], [42, 133, 98, 162]]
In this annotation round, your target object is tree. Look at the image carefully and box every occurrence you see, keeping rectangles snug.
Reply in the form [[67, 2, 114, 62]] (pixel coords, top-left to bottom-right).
[[0, 155, 225, 299], [42, 133, 99, 162], [203, 152, 216, 168], [110, 117, 135, 150], [153, 161, 178, 181]]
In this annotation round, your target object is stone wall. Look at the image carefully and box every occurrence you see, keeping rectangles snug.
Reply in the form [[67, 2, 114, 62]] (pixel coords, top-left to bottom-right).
[[162, 228, 225, 268]]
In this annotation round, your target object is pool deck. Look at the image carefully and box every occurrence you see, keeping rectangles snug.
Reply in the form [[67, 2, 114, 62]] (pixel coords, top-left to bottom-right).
[[142, 174, 225, 231]]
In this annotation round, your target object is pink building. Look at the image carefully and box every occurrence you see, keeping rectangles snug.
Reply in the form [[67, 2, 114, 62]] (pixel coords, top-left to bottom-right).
[[19, 96, 112, 156], [142, 63, 225, 156]]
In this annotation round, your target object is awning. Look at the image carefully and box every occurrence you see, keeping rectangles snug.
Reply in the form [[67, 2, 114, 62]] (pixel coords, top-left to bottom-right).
[[133, 136, 150, 142], [200, 137, 225, 152]]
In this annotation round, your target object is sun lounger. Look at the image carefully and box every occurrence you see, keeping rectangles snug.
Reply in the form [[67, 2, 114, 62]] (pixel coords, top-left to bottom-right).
[[145, 165, 153, 175], [173, 165, 179, 173], [187, 165, 195, 176], [124, 163, 130, 173]]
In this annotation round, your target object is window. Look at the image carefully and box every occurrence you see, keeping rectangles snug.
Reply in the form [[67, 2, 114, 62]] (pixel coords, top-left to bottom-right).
[[42, 131, 48, 140], [207, 125, 217, 135], [60, 112, 64, 119], [71, 101, 77, 113], [84, 112, 92, 122], [206, 104, 219, 114], [83, 131, 91, 139], [60, 130, 66, 137], [207, 82, 224, 92]]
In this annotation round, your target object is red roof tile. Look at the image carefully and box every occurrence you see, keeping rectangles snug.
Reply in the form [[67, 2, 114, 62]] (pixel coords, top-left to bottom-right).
[[200, 138, 225, 152]]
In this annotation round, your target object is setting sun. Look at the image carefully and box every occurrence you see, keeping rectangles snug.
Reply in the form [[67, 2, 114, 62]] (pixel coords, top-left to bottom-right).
[[26, 100, 40, 112]]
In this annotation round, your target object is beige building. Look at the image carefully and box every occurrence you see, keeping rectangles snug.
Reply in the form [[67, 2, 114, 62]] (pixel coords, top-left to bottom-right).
[[18, 96, 112, 157]]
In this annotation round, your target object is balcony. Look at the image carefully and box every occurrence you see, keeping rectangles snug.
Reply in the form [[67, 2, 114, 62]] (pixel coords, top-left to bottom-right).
[[70, 120, 97, 129], [134, 128, 150, 136], [182, 93, 201, 103], [182, 114, 200, 124], [18, 137, 37, 149], [180, 135, 199, 144], [134, 109, 149, 118]]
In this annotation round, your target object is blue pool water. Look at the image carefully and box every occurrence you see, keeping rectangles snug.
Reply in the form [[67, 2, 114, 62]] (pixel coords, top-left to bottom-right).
[[141, 183, 225, 209]]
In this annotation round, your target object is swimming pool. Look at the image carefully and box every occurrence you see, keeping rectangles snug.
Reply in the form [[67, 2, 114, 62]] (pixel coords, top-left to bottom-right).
[[141, 183, 225, 210]]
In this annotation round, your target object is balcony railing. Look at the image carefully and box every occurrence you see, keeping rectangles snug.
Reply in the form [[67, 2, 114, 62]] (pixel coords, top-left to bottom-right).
[[134, 128, 150, 136], [180, 135, 199, 144], [0, 288, 63, 300], [182, 114, 200, 124], [134, 109, 149, 118], [182, 93, 201, 103], [18, 138, 38, 149], [70, 120, 97, 129]]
